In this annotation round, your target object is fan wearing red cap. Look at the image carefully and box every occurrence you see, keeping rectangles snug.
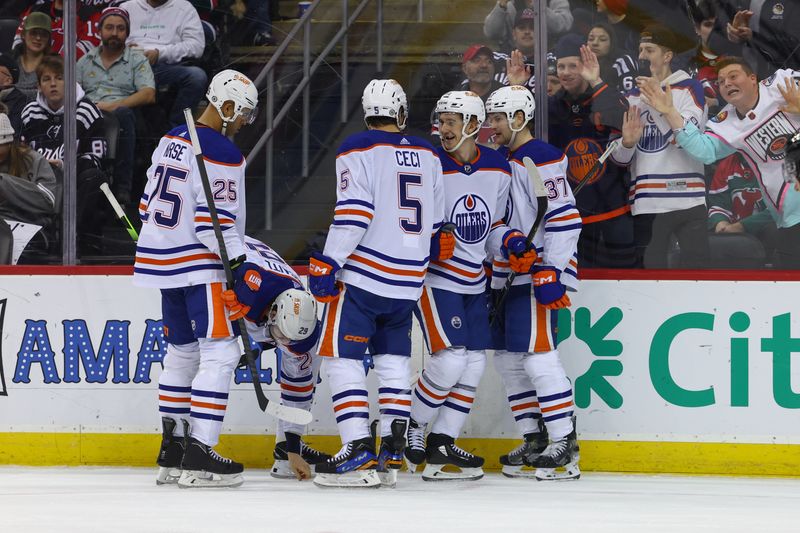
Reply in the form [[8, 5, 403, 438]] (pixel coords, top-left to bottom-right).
[[460, 44, 503, 100]]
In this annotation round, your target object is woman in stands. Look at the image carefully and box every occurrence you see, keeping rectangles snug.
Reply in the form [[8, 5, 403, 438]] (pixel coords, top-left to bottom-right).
[[586, 22, 638, 94], [14, 12, 52, 102]]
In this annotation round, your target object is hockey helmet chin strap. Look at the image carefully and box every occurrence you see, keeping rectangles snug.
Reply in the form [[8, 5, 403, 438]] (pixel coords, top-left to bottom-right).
[[442, 114, 480, 153], [507, 111, 529, 149]]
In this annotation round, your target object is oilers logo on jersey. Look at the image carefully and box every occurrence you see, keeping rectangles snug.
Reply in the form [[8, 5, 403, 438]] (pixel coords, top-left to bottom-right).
[[564, 138, 605, 186], [637, 111, 673, 153], [450, 194, 491, 244]]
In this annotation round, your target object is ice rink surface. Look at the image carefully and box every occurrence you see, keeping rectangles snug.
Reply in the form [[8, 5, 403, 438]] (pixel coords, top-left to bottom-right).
[[1, 467, 798, 533]]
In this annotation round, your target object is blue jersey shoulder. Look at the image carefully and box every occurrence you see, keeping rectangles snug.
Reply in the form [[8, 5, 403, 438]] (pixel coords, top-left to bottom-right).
[[672, 77, 706, 109], [435, 145, 511, 174], [476, 145, 512, 173], [338, 130, 436, 156], [513, 139, 565, 166], [166, 125, 243, 165]]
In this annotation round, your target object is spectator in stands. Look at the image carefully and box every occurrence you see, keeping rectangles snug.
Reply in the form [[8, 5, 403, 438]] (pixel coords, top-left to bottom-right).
[[230, 0, 273, 45], [14, 0, 102, 59], [77, 6, 155, 206], [587, 22, 638, 93], [0, 53, 27, 136], [489, 9, 540, 90], [724, 2, 800, 78], [547, 34, 633, 268], [121, 0, 207, 127], [12, 12, 52, 102], [595, 0, 640, 57], [21, 55, 107, 242], [0, 111, 60, 253], [612, 25, 709, 269], [484, 0, 573, 52], [708, 153, 775, 235]]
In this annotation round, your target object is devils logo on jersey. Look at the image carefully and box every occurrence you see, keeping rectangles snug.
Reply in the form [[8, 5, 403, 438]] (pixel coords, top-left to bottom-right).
[[564, 138, 604, 186], [450, 194, 490, 244]]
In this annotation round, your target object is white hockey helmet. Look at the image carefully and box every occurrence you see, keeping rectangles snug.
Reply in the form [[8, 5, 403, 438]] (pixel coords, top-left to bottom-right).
[[362, 79, 408, 130], [268, 288, 318, 342], [435, 91, 486, 153], [485, 85, 535, 132], [206, 69, 259, 134]]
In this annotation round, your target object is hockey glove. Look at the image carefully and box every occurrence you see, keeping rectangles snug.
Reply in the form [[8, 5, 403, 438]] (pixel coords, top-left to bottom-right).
[[309, 252, 341, 303], [532, 266, 571, 310], [221, 289, 250, 321], [502, 230, 538, 274], [431, 222, 456, 261]]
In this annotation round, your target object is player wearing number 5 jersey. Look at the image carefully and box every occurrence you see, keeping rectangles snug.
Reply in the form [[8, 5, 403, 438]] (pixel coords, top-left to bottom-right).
[[132, 69, 258, 488], [309, 79, 449, 488], [486, 85, 582, 481]]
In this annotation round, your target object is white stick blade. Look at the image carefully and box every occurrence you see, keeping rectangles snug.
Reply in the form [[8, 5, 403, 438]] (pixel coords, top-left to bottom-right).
[[266, 401, 313, 425]]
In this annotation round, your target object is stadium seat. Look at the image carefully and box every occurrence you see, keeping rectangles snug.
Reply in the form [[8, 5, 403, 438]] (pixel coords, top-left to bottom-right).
[[0, 18, 18, 54], [708, 233, 767, 269]]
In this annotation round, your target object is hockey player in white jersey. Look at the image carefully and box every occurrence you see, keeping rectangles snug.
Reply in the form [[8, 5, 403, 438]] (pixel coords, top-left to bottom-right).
[[404, 91, 537, 481], [485, 85, 582, 480], [642, 56, 800, 267], [133, 69, 258, 488], [308, 79, 451, 488], [220, 236, 331, 481]]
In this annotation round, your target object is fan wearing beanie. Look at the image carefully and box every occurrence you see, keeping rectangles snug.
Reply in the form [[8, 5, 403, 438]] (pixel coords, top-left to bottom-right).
[[547, 33, 633, 268]]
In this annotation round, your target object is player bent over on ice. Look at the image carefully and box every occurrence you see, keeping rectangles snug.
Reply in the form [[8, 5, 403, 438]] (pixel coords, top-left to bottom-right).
[[309, 79, 451, 488], [219, 236, 331, 480], [133, 70, 258, 488], [485, 85, 583, 480], [403, 91, 536, 481]]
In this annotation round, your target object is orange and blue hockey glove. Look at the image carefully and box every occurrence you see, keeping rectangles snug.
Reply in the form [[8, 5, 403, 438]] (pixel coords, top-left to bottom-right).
[[532, 265, 571, 310], [309, 252, 341, 303], [431, 222, 456, 261], [502, 230, 538, 274]]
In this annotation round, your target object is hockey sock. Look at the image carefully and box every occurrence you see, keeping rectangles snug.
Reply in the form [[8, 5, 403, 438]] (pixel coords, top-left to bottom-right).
[[493, 351, 542, 436], [372, 354, 412, 438], [158, 341, 200, 437], [323, 357, 371, 443], [410, 346, 468, 426], [523, 350, 574, 440], [431, 350, 486, 438], [277, 347, 315, 438], [189, 336, 241, 447]]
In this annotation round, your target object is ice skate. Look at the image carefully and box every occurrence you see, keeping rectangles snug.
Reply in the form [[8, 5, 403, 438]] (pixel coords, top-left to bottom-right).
[[404, 418, 427, 473], [421, 433, 484, 482], [377, 419, 407, 488], [178, 437, 244, 488], [156, 417, 185, 485], [313, 437, 380, 488], [526, 429, 580, 481], [500, 420, 548, 478], [271, 439, 332, 479]]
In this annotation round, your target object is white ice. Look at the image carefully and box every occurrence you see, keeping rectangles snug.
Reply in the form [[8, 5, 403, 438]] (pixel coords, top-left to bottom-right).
[[1, 467, 797, 533]]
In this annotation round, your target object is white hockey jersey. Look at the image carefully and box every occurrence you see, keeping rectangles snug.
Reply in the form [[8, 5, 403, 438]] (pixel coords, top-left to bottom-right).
[[493, 139, 581, 290], [133, 124, 247, 288], [324, 129, 445, 301], [427, 145, 512, 294], [705, 69, 800, 228], [612, 71, 708, 215]]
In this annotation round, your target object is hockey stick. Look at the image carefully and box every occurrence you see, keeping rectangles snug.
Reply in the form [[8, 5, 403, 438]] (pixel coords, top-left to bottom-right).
[[571, 138, 622, 195], [99, 182, 139, 242], [491, 156, 548, 326], [182, 108, 312, 426]]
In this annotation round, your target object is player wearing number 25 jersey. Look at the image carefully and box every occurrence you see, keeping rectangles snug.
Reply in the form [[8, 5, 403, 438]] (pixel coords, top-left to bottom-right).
[[132, 70, 258, 488], [309, 79, 448, 488]]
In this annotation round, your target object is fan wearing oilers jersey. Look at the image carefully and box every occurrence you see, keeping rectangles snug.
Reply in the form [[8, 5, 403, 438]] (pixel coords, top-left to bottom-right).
[[308, 79, 450, 488], [133, 69, 258, 488], [485, 85, 582, 481], [405, 91, 536, 482], [644, 55, 800, 267], [219, 236, 331, 481]]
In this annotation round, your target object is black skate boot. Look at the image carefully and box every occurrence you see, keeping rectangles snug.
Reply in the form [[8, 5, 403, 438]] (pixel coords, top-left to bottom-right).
[[526, 424, 580, 481], [377, 419, 408, 487], [156, 417, 185, 485], [178, 437, 244, 488], [499, 419, 549, 478], [404, 418, 427, 472], [422, 432, 484, 482], [313, 437, 380, 488], [271, 439, 332, 479]]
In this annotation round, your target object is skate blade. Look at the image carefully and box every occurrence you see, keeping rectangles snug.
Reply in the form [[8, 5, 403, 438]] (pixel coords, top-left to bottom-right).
[[421, 464, 484, 482], [313, 470, 381, 489], [156, 466, 181, 485], [270, 460, 295, 479], [177, 469, 244, 488], [500, 465, 540, 479], [405, 458, 422, 474], [534, 462, 581, 481], [377, 468, 398, 488]]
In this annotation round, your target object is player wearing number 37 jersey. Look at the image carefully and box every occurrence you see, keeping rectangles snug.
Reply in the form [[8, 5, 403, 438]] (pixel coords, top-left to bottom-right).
[[309, 79, 449, 488], [133, 70, 258, 488]]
